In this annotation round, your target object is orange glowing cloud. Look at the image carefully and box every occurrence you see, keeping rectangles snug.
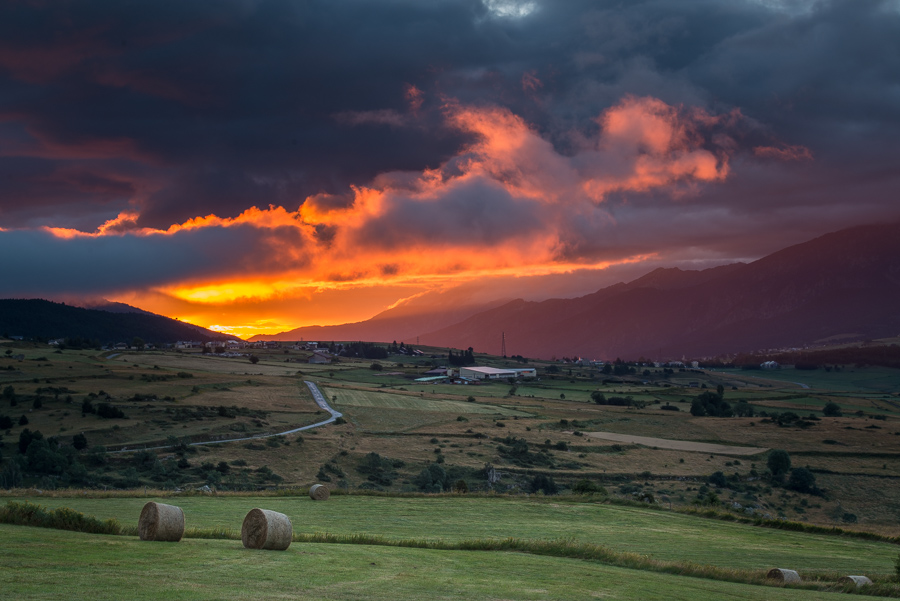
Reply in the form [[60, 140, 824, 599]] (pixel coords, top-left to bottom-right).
[[35, 95, 745, 334], [580, 96, 731, 200]]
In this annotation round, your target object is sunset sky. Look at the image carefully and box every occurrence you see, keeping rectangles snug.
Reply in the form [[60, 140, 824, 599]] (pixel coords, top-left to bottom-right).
[[2, 0, 899, 338]]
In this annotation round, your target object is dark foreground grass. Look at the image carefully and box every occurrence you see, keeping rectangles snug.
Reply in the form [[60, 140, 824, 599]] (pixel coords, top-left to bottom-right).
[[1, 524, 894, 601]]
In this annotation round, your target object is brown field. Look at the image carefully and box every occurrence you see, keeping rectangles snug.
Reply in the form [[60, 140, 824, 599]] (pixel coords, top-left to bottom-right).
[[1, 345, 899, 534]]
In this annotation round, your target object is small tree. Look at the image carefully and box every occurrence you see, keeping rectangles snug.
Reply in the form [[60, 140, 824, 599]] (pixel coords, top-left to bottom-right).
[[132, 337, 145, 350], [72, 433, 88, 450], [767, 449, 792, 477], [249, 355, 259, 364], [823, 402, 842, 417]]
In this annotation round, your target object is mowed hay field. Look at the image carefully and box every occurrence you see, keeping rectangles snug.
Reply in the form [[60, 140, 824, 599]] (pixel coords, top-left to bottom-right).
[[326, 387, 530, 416], [5, 494, 898, 575], [118, 352, 303, 377], [3, 524, 875, 601]]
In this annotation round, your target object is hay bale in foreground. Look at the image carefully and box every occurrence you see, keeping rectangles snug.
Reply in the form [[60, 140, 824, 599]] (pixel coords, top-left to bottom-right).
[[309, 484, 330, 501], [838, 575, 873, 587], [241, 508, 292, 550], [138, 502, 185, 542], [766, 568, 801, 583]]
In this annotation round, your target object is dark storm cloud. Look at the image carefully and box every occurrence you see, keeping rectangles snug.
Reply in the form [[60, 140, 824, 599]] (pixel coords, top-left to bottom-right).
[[0, 222, 313, 297], [1, 0, 899, 262]]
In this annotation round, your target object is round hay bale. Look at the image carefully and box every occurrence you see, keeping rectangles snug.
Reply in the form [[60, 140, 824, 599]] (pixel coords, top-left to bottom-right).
[[838, 575, 873, 587], [309, 484, 330, 501], [138, 502, 185, 542], [766, 568, 801, 584], [241, 508, 292, 550]]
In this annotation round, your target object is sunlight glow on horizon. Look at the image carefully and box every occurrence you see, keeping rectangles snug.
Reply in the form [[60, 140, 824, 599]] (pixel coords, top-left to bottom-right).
[[21, 95, 770, 338]]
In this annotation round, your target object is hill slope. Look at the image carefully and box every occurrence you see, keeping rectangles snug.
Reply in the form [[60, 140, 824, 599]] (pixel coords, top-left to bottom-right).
[[249, 291, 510, 344], [0, 298, 232, 344], [418, 222, 900, 359]]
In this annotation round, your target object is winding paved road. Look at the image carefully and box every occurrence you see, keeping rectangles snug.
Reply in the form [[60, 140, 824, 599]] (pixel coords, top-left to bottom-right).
[[110, 381, 342, 453]]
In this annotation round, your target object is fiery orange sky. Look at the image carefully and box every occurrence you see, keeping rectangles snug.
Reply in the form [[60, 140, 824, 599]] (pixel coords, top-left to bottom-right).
[[3, 1, 899, 340], [35, 96, 743, 337]]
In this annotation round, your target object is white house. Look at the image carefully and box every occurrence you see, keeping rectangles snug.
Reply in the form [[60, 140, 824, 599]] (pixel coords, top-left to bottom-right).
[[458, 366, 536, 380]]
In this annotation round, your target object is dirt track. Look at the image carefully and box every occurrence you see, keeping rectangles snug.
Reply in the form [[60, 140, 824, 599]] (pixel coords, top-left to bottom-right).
[[582, 431, 768, 456]]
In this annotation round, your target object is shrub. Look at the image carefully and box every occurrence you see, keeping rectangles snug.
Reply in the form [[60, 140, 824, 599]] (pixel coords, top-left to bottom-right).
[[96, 403, 125, 419], [708, 471, 728, 488], [413, 463, 449, 492], [72, 433, 87, 450], [571, 479, 606, 495], [356, 452, 403, 486], [767, 449, 791, 477], [18, 429, 42, 453], [787, 467, 817, 494], [530, 474, 558, 495], [690, 391, 732, 417]]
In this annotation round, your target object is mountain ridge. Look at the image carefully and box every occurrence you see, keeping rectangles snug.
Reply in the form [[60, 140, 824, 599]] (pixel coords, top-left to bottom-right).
[[0, 298, 233, 344], [418, 222, 900, 359]]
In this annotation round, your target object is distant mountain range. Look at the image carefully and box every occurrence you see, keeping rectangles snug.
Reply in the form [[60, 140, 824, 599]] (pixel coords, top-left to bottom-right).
[[249, 288, 512, 345], [253, 222, 900, 360], [0, 299, 231, 344]]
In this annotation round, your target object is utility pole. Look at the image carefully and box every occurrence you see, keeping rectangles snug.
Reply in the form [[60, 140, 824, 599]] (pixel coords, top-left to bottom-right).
[[501, 331, 507, 358]]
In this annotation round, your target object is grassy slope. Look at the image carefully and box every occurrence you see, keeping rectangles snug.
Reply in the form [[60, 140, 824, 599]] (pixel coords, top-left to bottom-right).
[[0, 524, 884, 601], [4, 495, 896, 575]]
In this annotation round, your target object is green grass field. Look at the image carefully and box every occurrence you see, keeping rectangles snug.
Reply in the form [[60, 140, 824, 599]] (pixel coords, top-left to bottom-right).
[[6, 524, 880, 601], [4, 495, 896, 575], [326, 387, 530, 416], [716, 367, 900, 395]]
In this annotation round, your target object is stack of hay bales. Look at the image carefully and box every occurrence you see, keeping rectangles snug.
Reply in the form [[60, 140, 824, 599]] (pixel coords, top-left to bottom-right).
[[309, 484, 330, 501], [242, 508, 292, 550], [838, 575, 873, 587], [138, 502, 185, 542], [766, 568, 801, 583]]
